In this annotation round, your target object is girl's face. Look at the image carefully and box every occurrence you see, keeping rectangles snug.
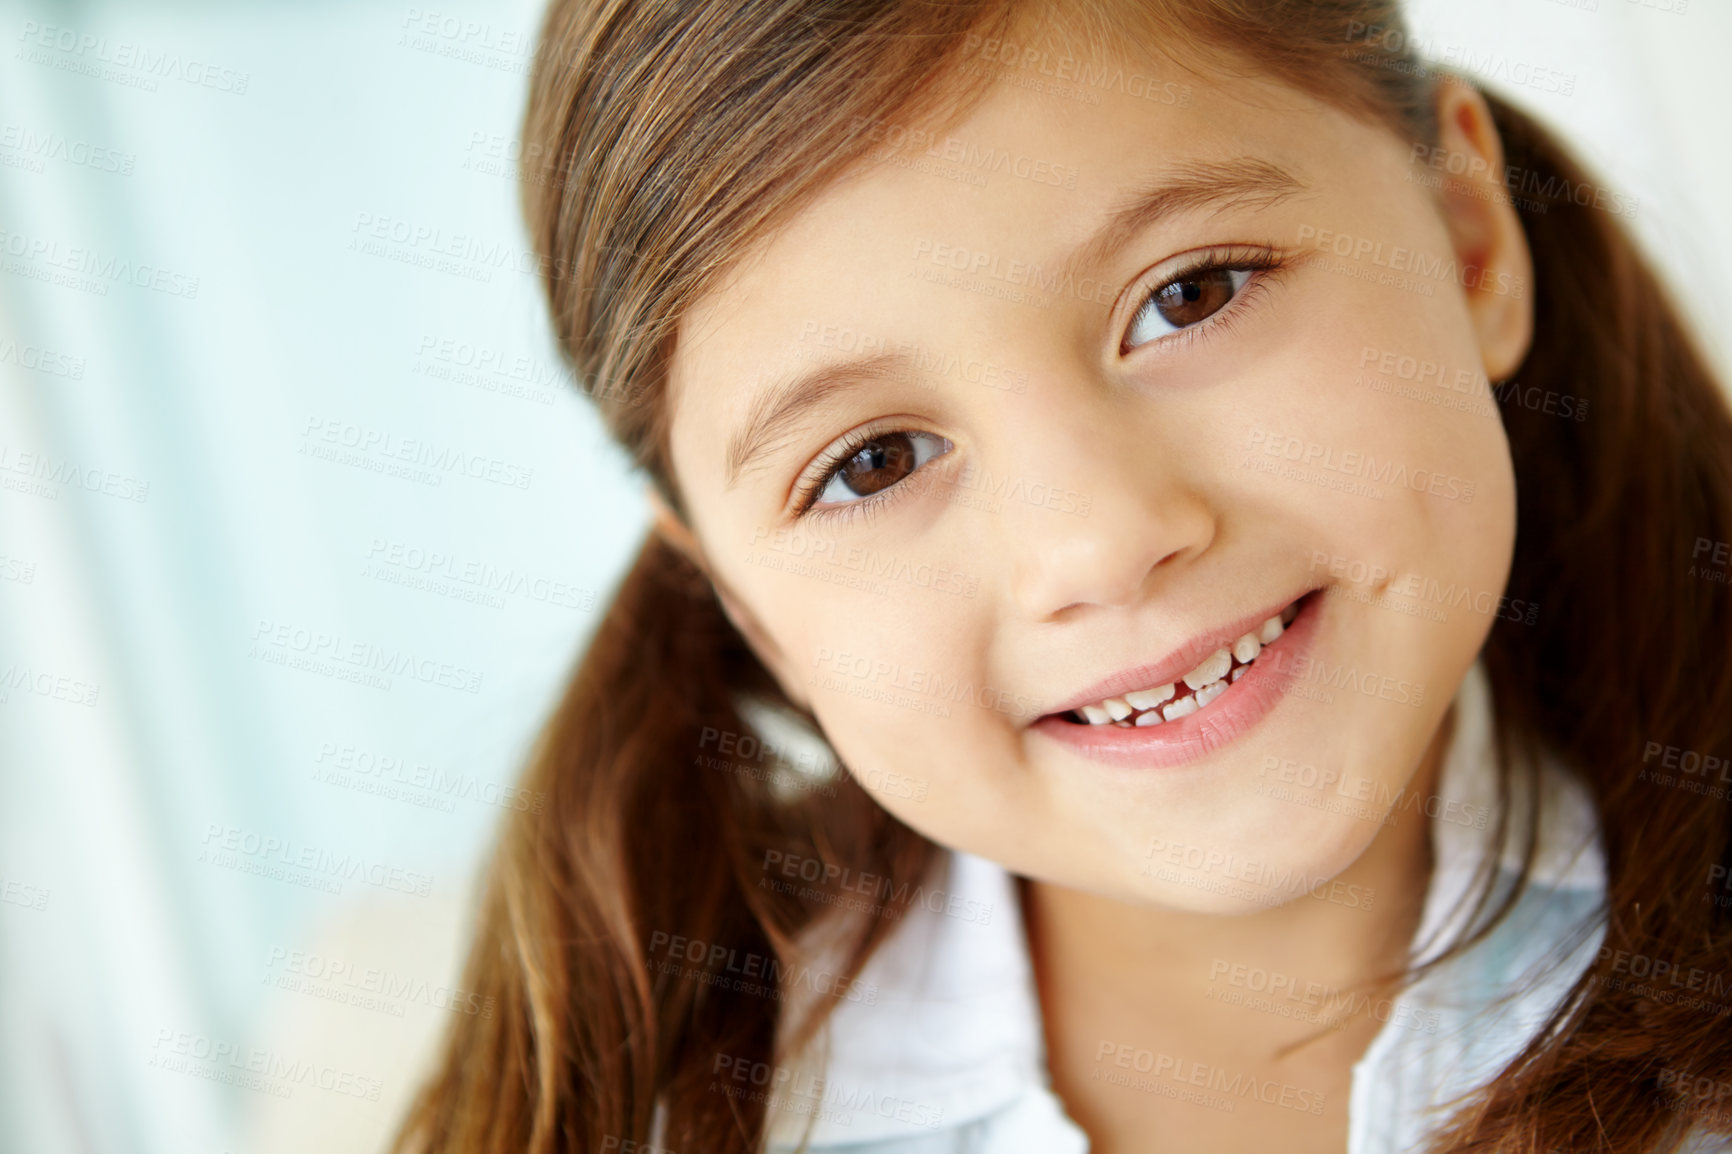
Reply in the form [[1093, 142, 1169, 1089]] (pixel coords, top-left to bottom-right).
[[664, 43, 1528, 912]]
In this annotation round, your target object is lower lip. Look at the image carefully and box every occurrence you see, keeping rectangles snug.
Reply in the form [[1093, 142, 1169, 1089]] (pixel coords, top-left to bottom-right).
[[1030, 591, 1325, 770]]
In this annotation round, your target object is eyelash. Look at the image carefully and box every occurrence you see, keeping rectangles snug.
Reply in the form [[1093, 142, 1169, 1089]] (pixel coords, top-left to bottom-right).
[[1119, 244, 1286, 358], [789, 245, 1288, 521], [792, 420, 937, 523]]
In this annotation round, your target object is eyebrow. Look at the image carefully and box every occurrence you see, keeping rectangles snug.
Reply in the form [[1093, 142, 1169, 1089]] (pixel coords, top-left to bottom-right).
[[726, 352, 916, 487], [723, 157, 1307, 489], [1056, 157, 1307, 287]]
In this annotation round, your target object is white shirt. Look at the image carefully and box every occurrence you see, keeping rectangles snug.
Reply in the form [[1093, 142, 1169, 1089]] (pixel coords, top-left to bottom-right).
[[750, 661, 1682, 1152]]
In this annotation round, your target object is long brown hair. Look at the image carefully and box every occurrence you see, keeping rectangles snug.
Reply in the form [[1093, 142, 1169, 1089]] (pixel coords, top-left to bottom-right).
[[392, 1, 1732, 1151]]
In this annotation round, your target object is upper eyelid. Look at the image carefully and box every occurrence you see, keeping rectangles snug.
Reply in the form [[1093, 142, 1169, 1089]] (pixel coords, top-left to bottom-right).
[[1124, 244, 1280, 306]]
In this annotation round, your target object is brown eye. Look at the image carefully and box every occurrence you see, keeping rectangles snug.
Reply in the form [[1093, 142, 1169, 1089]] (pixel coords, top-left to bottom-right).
[[808, 429, 952, 509], [836, 433, 917, 497], [1155, 268, 1238, 325], [1124, 265, 1253, 351]]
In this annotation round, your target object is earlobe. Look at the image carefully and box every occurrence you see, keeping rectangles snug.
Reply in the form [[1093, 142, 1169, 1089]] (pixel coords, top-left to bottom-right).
[[1426, 77, 1535, 382]]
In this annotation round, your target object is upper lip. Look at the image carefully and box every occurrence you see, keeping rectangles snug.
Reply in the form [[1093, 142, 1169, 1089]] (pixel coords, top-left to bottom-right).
[[1038, 590, 1313, 719]]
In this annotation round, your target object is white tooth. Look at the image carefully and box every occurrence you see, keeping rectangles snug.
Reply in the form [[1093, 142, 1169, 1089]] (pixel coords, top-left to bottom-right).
[[1230, 665, 1248, 682], [1080, 704, 1113, 725], [1134, 710, 1164, 726], [1182, 648, 1231, 690], [1258, 616, 1284, 644], [1103, 697, 1134, 721], [1125, 684, 1175, 710], [1162, 695, 1198, 722], [1232, 633, 1261, 664], [1280, 602, 1299, 625], [1194, 680, 1227, 709]]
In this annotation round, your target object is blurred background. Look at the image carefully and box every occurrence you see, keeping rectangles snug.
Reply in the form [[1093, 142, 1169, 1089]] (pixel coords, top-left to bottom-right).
[[0, 1, 1726, 1151]]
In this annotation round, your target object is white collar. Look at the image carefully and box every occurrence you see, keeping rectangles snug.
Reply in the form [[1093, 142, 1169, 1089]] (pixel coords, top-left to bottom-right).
[[765, 659, 1607, 1150]]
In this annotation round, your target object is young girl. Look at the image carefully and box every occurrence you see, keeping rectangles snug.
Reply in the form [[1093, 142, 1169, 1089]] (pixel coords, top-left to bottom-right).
[[393, 1, 1732, 1151]]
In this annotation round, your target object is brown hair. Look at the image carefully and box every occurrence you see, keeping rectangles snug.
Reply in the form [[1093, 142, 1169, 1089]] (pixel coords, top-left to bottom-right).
[[392, 1, 1732, 1151]]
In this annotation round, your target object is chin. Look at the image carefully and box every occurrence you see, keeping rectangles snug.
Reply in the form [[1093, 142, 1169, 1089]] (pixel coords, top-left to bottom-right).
[[1110, 808, 1385, 917]]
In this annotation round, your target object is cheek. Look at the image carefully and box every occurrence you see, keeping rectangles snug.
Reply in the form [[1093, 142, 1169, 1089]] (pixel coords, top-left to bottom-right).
[[1121, 275, 1515, 902], [1228, 238, 1518, 588], [720, 547, 1013, 821], [1235, 321, 1516, 716]]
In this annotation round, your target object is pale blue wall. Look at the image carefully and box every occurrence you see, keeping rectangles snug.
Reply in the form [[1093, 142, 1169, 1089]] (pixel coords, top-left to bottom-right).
[[0, 3, 645, 1150]]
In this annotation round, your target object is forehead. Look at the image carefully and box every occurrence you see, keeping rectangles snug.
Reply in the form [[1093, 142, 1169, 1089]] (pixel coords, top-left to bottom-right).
[[665, 40, 1342, 487]]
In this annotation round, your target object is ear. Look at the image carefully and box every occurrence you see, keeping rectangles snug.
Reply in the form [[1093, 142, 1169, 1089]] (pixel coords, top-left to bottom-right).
[[646, 487, 814, 711], [1425, 76, 1535, 382]]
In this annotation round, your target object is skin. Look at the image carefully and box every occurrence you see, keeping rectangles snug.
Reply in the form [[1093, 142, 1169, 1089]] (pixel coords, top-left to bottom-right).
[[656, 28, 1533, 1153]]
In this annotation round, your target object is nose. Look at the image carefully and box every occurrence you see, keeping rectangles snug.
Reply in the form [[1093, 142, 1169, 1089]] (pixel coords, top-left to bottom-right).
[[1000, 400, 1216, 621]]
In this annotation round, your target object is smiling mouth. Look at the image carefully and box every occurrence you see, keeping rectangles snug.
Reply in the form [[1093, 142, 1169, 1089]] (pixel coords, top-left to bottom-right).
[[1061, 598, 1304, 728]]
